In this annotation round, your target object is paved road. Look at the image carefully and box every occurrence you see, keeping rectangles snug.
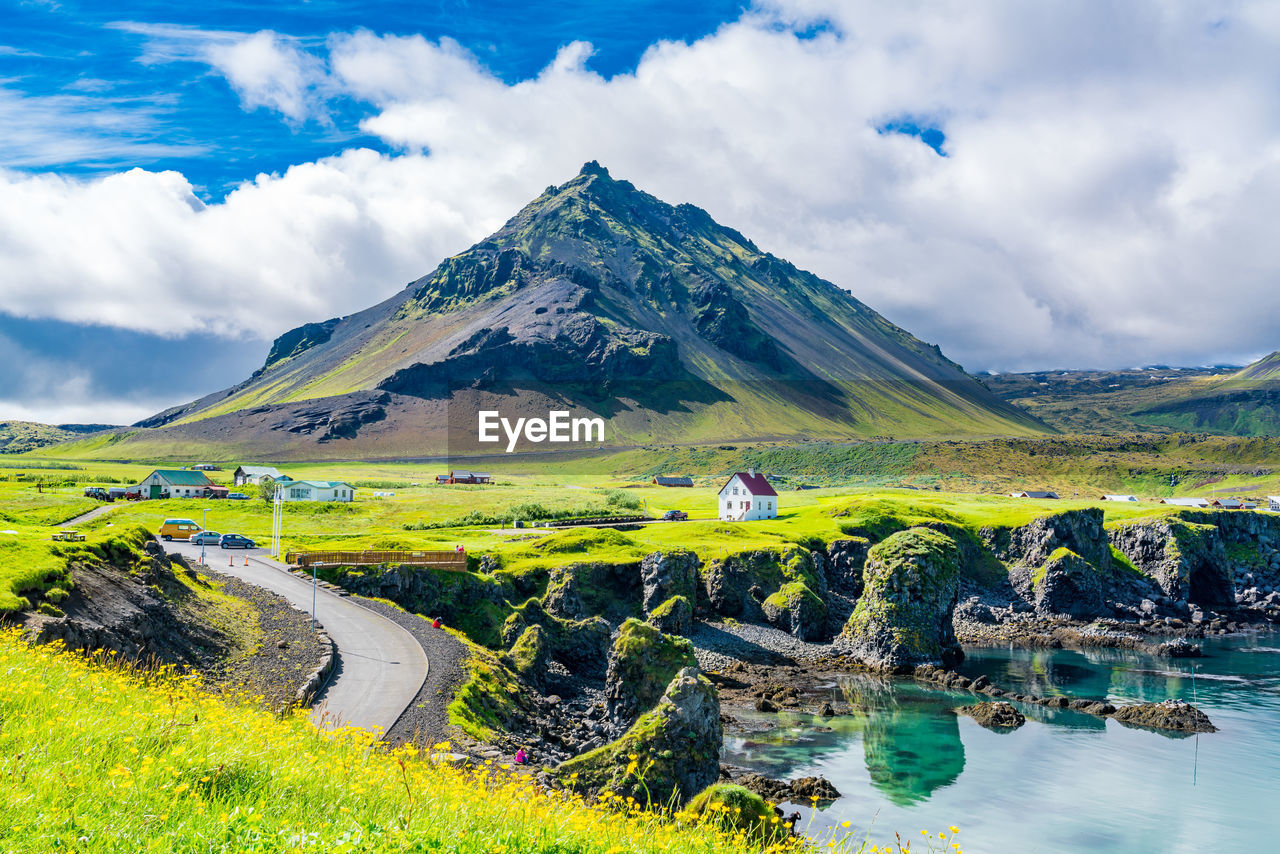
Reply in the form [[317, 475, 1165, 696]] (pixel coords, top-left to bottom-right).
[[61, 503, 120, 527], [168, 541, 428, 736]]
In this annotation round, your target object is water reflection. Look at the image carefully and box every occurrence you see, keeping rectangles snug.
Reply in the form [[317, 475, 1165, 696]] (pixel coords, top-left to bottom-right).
[[840, 675, 965, 805], [721, 632, 1280, 854]]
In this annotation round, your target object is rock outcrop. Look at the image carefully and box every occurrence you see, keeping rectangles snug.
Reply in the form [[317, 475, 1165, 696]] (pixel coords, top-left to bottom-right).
[[984, 509, 1112, 571], [646, 595, 694, 636], [760, 582, 828, 641], [825, 538, 869, 596], [502, 625, 550, 692], [641, 550, 699, 614], [1029, 548, 1105, 618], [842, 527, 962, 670], [955, 701, 1026, 730], [1109, 518, 1233, 605], [502, 603, 611, 679], [1112, 699, 1217, 733], [735, 773, 842, 803], [699, 547, 827, 638], [557, 667, 722, 805], [642, 550, 699, 635], [605, 618, 698, 726]]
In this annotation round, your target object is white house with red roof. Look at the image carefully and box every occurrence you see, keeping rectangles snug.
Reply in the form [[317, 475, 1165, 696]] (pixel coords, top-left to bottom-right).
[[718, 469, 778, 521]]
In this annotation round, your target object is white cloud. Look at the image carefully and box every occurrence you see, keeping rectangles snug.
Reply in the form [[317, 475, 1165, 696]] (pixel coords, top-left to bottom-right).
[[204, 30, 326, 122], [5, 0, 1280, 374]]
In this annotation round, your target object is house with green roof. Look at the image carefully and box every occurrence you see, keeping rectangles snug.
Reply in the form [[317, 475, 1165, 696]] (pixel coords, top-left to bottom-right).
[[280, 481, 356, 503], [136, 469, 214, 500]]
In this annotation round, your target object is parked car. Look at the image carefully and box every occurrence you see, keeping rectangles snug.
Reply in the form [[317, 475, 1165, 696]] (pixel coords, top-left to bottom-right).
[[190, 531, 222, 545], [662, 509, 688, 521], [227, 492, 249, 500], [219, 533, 256, 549]]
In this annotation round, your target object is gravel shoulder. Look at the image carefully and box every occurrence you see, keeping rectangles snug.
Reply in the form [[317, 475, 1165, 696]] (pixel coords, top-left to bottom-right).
[[348, 596, 470, 748], [199, 566, 326, 713]]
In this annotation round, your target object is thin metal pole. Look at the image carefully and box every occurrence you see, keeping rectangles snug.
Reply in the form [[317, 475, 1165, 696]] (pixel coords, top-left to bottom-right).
[[311, 564, 317, 631]]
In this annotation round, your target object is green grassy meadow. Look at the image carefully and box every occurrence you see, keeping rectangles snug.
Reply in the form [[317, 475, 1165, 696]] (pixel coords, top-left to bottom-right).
[[4, 432, 1277, 619]]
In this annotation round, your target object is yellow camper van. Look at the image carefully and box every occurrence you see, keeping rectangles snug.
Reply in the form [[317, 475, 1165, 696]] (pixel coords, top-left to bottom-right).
[[158, 518, 201, 541]]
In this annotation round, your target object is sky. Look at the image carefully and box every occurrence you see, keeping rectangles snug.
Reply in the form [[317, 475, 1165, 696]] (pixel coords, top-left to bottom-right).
[[3, 0, 1280, 424]]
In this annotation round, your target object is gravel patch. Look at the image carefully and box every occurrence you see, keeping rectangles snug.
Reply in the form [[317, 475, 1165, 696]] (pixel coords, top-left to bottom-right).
[[200, 566, 326, 713], [347, 596, 469, 748], [690, 620, 837, 671]]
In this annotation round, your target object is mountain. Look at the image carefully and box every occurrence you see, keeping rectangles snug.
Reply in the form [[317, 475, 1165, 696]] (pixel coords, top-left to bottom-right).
[[983, 366, 1236, 434], [1133, 351, 1280, 436], [0, 422, 121, 455], [44, 163, 1045, 461]]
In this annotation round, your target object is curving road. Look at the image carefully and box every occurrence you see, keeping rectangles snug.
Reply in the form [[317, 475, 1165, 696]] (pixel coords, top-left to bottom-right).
[[167, 541, 428, 736]]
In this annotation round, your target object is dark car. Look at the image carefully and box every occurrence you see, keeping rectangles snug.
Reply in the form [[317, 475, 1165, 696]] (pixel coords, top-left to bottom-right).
[[662, 509, 688, 521], [190, 531, 222, 545], [219, 533, 256, 549], [227, 492, 249, 500]]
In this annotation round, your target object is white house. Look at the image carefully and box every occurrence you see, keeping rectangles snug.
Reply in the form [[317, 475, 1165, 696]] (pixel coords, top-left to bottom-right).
[[1102, 494, 1139, 502], [233, 465, 286, 486], [718, 470, 777, 521], [280, 481, 356, 503], [135, 469, 214, 500], [1160, 497, 1211, 508], [1268, 496, 1280, 512]]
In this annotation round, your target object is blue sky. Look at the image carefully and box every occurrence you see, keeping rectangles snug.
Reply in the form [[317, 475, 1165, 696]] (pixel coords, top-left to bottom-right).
[[2, 1, 745, 195], [0, 0, 746, 422], [3, 1, 1279, 424]]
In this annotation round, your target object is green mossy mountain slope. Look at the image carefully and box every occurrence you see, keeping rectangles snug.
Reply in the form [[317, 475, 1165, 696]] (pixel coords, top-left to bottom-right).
[[59, 163, 1044, 461]]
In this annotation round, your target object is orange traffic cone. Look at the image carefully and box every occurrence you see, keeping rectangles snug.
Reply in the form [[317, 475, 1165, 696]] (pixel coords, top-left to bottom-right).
[[229, 555, 234, 566], [243, 556, 250, 566]]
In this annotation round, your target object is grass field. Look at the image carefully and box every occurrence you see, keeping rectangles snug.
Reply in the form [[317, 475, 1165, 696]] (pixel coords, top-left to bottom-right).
[[2, 436, 1272, 617], [0, 631, 925, 854]]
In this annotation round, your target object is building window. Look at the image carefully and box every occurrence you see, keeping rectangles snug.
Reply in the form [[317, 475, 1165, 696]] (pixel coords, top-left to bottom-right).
[[733, 487, 738, 495]]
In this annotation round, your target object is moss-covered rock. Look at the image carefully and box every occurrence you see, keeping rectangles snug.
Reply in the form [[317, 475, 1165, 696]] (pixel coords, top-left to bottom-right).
[[1109, 518, 1233, 604], [760, 581, 827, 641], [502, 625, 550, 691], [542, 567, 586, 619], [686, 784, 783, 841], [541, 560, 643, 622], [606, 618, 698, 725], [841, 527, 962, 670], [698, 547, 821, 622], [501, 600, 611, 678], [556, 667, 721, 806], [641, 550, 699, 615], [646, 594, 693, 636], [984, 508, 1112, 571], [1030, 548, 1105, 618], [448, 645, 536, 743], [315, 564, 511, 647]]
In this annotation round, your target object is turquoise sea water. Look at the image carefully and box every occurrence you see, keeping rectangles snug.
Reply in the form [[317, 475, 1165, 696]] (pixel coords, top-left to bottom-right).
[[722, 633, 1279, 853]]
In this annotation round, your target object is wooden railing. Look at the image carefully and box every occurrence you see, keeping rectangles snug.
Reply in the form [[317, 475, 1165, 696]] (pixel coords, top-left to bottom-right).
[[286, 550, 468, 570]]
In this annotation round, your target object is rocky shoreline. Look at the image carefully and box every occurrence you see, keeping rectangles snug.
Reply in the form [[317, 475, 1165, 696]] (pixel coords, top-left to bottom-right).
[[303, 505, 1280, 805]]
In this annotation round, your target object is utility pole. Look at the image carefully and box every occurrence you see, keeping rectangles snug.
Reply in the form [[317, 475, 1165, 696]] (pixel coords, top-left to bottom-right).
[[200, 506, 209, 567], [270, 483, 283, 559]]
